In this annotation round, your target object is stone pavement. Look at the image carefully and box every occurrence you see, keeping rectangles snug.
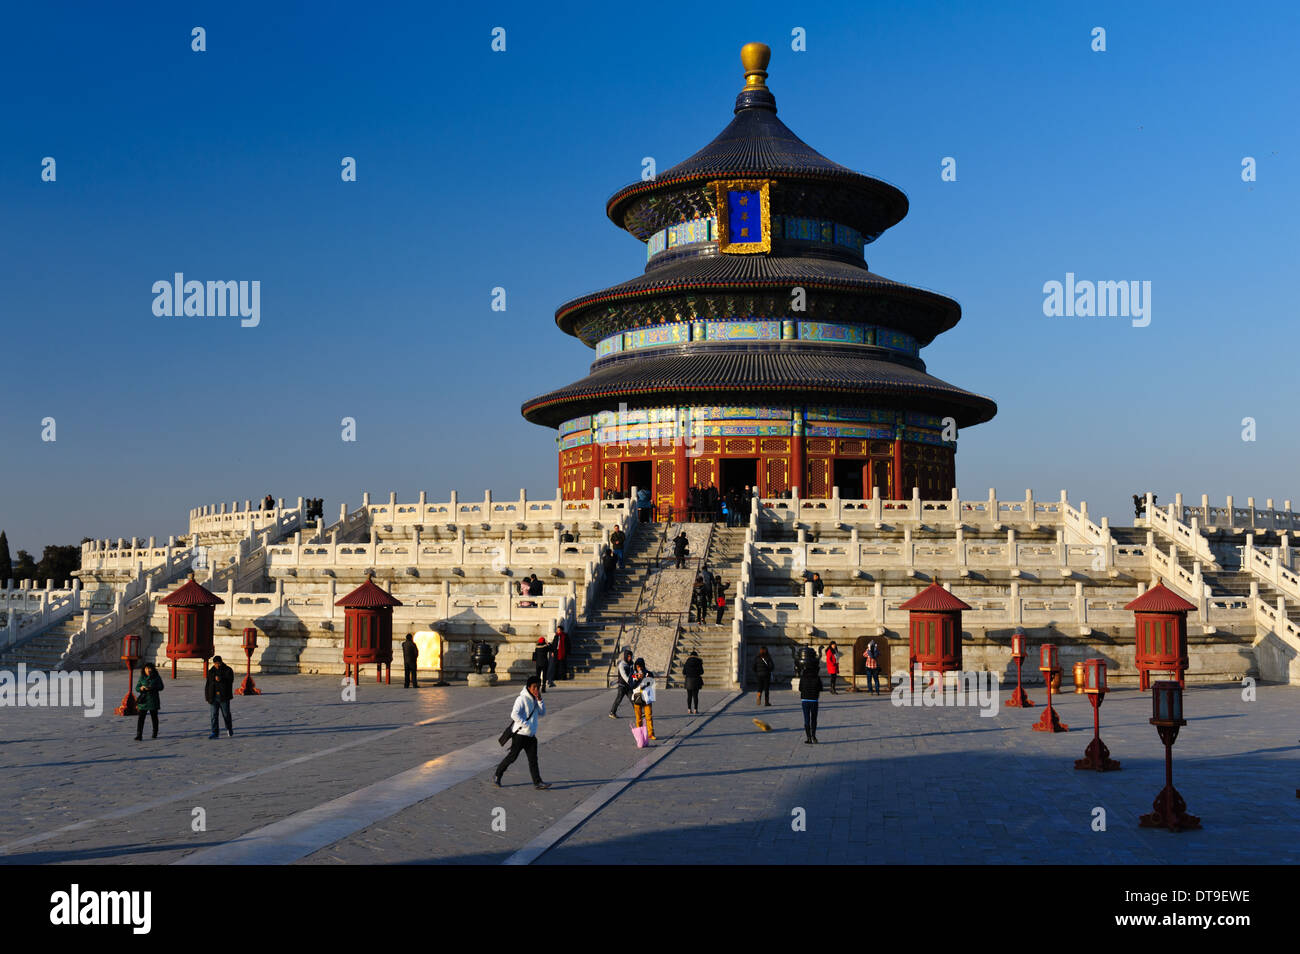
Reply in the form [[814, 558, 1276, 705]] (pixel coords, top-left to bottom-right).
[[0, 670, 1297, 864]]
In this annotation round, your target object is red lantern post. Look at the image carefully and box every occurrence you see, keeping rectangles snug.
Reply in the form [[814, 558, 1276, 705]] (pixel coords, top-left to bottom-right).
[[1074, 658, 1120, 771], [1031, 642, 1068, 732], [1139, 681, 1200, 830], [114, 633, 141, 716], [1004, 628, 1034, 707], [237, 627, 261, 695]]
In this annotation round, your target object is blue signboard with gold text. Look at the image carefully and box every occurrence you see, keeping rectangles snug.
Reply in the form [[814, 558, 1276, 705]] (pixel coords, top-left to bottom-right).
[[713, 179, 771, 253]]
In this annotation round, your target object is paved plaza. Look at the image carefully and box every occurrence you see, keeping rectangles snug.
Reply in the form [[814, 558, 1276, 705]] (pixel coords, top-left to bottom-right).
[[0, 673, 1296, 865]]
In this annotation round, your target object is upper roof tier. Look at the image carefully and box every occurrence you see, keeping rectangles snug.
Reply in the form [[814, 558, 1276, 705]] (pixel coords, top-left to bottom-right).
[[606, 43, 908, 243]]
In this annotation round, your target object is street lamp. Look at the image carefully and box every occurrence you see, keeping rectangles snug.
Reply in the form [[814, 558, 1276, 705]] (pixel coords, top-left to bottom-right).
[[114, 633, 140, 716], [236, 627, 262, 695], [1074, 658, 1120, 771], [1138, 681, 1200, 830], [1031, 642, 1068, 732], [1004, 628, 1034, 707]]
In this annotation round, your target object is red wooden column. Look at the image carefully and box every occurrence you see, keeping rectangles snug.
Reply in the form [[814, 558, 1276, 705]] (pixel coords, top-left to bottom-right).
[[1125, 581, 1195, 690], [159, 573, 223, 679], [892, 433, 905, 501], [792, 408, 806, 497]]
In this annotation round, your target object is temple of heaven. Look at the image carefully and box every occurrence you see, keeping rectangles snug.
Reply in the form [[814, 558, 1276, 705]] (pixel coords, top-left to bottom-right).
[[522, 42, 996, 516]]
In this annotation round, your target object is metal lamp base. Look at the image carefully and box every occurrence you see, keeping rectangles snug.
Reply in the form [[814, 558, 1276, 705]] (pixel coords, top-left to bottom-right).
[[1139, 784, 1200, 831], [1074, 736, 1121, 771], [1031, 705, 1068, 732]]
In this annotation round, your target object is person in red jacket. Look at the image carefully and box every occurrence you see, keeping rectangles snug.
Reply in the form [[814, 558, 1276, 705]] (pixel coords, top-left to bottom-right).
[[824, 640, 841, 695]]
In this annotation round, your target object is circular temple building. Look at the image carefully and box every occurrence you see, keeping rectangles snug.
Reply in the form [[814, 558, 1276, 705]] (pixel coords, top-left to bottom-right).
[[522, 43, 997, 516]]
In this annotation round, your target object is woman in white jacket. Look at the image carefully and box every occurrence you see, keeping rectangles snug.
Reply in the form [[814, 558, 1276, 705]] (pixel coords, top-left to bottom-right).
[[494, 676, 551, 789], [632, 658, 657, 741]]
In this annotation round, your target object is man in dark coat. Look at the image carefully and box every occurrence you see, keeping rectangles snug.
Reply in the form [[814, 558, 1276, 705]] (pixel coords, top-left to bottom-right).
[[205, 656, 236, 738], [673, 531, 689, 569], [532, 638, 551, 694], [402, 633, 419, 688], [682, 649, 704, 714]]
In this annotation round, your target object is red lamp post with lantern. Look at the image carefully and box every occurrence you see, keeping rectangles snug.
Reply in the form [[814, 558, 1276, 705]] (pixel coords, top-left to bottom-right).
[[237, 627, 261, 695], [1004, 628, 1034, 707], [1074, 658, 1120, 771], [1139, 681, 1201, 831], [1031, 642, 1068, 732], [114, 633, 141, 716]]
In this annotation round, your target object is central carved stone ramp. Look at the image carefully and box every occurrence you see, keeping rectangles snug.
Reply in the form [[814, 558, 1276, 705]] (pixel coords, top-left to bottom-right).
[[667, 525, 746, 688], [566, 524, 660, 686]]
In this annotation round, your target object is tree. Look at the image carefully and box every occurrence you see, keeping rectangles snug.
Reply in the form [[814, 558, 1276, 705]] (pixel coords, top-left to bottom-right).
[[35, 545, 81, 587], [12, 550, 37, 583], [0, 531, 10, 584]]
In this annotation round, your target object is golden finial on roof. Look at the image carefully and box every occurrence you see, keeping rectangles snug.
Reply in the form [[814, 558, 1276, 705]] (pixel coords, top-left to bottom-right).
[[741, 42, 771, 88]]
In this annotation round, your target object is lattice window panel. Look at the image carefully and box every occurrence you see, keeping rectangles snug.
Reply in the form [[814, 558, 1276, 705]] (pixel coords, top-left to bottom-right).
[[656, 460, 675, 495], [603, 463, 619, 489], [701, 438, 721, 455], [806, 458, 829, 497], [761, 437, 789, 454], [839, 440, 865, 456], [807, 438, 834, 455], [691, 458, 714, 487], [726, 438, 757, 455], [765, 458, 788, 496]]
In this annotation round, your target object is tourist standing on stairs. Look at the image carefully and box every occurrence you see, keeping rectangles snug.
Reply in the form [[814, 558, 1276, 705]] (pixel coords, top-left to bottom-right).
[[673, 530, 690, 569], [632, 658, 657, 740], [753, 646, 774, 706], [133, 662, 164, 740], [402, 633, 419, 688], [714, 578, 727, 624], [609, 648, 636, 718], [494, 676, 550, 790], [799, 662, 823, 744], [824, 640, 840, 695], [683, 649, 704, 714], [610, 527, 626, 570], [205, 655, 236, 739], [691, 574, 708, 623]]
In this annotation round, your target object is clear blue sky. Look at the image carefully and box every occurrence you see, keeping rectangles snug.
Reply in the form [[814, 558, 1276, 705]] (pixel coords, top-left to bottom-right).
[[2, 0, 1297, 555]]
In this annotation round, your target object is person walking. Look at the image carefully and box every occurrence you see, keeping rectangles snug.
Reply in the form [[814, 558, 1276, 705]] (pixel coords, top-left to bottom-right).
[[683, 649, 704, 715], [825, 640, 841, 695], [133, 662, 164, 740], [602, 547, 617, 591], [753, 646, 774, 706], [532, 637, 551, 694], [714, 579, 727, 624], [205, 655, 236, 739], [691, 574, 707, 624], [609, 648, 635, 718], [493, 676, 550, 789], [799, 661, 823, 744], [864, 638, 882, 695], [402, 633, 419, 688], [631, 657, 657, 741], [673, 530, 689, 569]]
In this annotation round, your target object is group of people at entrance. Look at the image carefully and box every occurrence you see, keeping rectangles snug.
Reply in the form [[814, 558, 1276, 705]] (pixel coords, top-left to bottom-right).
[[683, 484, 754, 526], [130, 657, 240, 740]]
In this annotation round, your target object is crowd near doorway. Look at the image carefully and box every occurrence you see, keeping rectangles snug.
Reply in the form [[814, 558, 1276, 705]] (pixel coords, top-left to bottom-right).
[[720, 457, 759, 500]]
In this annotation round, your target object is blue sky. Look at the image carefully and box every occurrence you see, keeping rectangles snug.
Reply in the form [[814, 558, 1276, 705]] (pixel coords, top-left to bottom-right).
[[2, 1, 1297, 554]]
